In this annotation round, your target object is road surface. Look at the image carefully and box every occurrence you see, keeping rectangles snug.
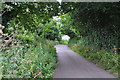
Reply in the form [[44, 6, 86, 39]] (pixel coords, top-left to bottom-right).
[[54, 45, 116, 78]]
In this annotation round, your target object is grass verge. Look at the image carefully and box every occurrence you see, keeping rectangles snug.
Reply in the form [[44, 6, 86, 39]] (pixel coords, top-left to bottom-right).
[[68, 39, 119, 78]]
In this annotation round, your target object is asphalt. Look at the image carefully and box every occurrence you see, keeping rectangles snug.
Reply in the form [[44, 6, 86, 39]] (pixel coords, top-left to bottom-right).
[[54, 45, 116, 78]]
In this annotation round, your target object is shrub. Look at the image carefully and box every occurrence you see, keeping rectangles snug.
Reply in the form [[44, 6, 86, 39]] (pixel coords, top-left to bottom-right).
[[59, 40, 69, 45], [1, 39, 57, 78]]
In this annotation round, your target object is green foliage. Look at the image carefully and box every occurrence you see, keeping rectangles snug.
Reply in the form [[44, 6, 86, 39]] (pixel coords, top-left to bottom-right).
[[68, 39, 119, 78], [17, 32, 35, 42], [1, 2, 60, 78], [2, 2, 60, 27], [70, 2, 120, 49], [36, 20, 62, 40], [59, 40, 69, 45], [59, 13, 78, 38], [2, 2, 120, 78], [2, 2, 120, 49], [1, 39, 57, 78]]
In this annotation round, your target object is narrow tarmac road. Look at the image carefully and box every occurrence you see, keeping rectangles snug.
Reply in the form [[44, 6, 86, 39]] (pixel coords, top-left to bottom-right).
[[54, 45, 116, 78]]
